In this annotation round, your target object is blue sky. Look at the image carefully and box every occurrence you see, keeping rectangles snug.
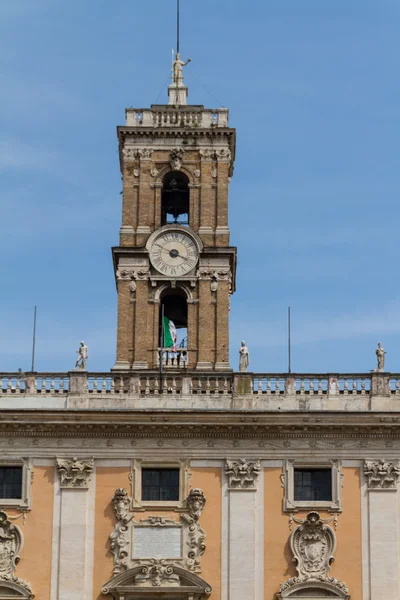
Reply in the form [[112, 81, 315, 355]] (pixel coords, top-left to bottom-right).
[[1, 0, 399, 373]]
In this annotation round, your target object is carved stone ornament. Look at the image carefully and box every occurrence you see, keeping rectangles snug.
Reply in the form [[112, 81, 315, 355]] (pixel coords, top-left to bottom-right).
[[109, 488, 207, 576], [56, 456, 94, 488], [278, 512, 349, 600], [169, 148, 185, 170], [364, 459, 400, 490], [211, 167, 217, 178], [150, 167, 159, 178], [0, 510, 33, 598], [102, 563, 212, 600], [187, 488, 206, 520], [116, 268, 149, 282], [199, 148, 231, 162], [123, 148, 153, 161], [193, 169, 201, 178], [197, 268, 231, 283], [225, 458, 261, 490], [133, 168, 140, 177]]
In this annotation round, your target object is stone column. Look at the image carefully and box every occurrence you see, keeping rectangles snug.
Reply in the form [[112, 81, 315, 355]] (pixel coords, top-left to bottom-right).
[[225, 459, 261, 600], [52, 458, 95, 600], [120, 158, 137, 247], [364, 459, 400, 598]]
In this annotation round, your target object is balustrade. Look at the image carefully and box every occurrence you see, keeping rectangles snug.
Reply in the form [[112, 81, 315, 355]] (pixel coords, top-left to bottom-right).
[[125, 108, 229, 129]]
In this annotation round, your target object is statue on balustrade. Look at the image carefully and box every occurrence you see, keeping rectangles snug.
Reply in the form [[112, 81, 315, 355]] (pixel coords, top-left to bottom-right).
[[75, 341, 88, 370], [239, 341, 249, 372], [172, 52, 191, 83], [376, 342, 386, 372]]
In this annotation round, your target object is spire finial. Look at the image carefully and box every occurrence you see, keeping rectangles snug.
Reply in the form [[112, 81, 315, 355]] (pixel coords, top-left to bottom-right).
[[168, 0, 191, 106]]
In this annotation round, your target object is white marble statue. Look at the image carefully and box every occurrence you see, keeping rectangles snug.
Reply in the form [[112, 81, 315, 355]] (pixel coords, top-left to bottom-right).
[[376, 342, 386, 372], [172, 52, 191, 84], [239, 341, 249, 372], [75, 341, 88, 370]]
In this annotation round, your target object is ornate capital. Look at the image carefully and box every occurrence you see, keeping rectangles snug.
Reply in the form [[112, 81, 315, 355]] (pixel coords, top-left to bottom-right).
[[0, 510, 33, 597], [116, 268, 149, 282], [169, 147, 185, 170], [123, 147, 153, 161], [199, 148, 231, 162], [187, 488, 206, 520], [225, 458, 261, 490], [364, 459, 400, 490], [56, 456, 94, 488], [279, 512, 349, 599]]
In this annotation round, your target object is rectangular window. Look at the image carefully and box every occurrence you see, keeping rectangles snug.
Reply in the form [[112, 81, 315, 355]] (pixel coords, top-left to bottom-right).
[[0, 467, 23, 499], [142, 468, 179, 501], [294, 468, 332, 502]]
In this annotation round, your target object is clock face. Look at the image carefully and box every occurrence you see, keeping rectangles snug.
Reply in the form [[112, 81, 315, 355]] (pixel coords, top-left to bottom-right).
[[149, 230, 199, 276]]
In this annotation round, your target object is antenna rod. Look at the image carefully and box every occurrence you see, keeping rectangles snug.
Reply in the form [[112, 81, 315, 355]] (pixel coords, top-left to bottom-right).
[[288, 306, 291, 374], [177, 0, 180, 54], [31, 305, 37, 372]]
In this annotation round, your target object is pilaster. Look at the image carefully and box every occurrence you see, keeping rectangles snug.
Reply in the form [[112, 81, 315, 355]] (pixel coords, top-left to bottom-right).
[[114, 279, 132, 369], [364, 459, 400, 598], [196, 278, 214, 369], [225, 459, 261, 600], [132, 278, 149, 368]]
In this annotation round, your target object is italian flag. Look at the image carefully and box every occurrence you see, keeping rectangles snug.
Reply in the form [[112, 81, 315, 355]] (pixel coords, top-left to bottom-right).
[[163, 316, 177, 351]]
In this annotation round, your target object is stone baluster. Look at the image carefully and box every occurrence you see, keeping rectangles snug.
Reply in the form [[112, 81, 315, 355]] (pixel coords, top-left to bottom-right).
[[102, 378, 107, 394], [343, 379, 349, 395], [361, 378, 366, 394], [92, 378, 98, 393], [163, 377, 168, 394], [318, 379, 323, 395], [300, 378, 305, 394], [59, 378, 64, 394], [275, 378, 280, 394], [266, 379, 271, 395], [41, 377, 47, 393], [309, 379, 314, 394], [353, 380, 357, 394], [206, 378, 211, 395]]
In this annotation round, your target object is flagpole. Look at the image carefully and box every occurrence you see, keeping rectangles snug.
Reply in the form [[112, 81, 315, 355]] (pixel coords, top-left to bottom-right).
[[31, 305, 37, 372], [159, 303, 165, 392], [288, 306, 291, 374]]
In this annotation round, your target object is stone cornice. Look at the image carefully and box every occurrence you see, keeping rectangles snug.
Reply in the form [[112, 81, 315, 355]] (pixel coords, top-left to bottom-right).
[[1, 411, 400, 439]]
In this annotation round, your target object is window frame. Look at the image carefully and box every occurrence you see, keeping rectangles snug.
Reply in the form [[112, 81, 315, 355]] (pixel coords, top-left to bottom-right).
[[0, 458, 33, 510], [282, 459, 342, 513], [131, 459, 190, 510], [141, 467, 180, 502]]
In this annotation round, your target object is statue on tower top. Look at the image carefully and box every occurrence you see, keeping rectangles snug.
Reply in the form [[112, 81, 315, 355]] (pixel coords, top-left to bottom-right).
[[172, 52, 191, 85]]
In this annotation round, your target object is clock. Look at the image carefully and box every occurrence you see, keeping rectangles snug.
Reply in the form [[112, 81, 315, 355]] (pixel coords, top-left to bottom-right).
[[149, 229, 199, 276]]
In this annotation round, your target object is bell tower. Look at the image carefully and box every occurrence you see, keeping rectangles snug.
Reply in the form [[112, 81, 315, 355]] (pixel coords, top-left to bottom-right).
[[112, 51, 236, 372]]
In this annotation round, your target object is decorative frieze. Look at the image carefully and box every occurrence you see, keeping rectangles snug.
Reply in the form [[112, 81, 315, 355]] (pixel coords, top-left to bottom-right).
[[225, 458, 261, 490], [278, 511, 349, 599], [364, 459, 400, 490], [116, 268, 150, 281], [56, 456, 94, 488], [0, 510, 33, 597]]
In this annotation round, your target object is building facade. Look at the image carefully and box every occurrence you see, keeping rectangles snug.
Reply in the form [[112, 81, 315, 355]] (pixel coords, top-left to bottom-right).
[[0, 58, 399, 600]]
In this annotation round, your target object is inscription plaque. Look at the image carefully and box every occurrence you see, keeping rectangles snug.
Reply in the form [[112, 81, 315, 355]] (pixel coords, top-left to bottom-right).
[[133, 526, 182, 558]]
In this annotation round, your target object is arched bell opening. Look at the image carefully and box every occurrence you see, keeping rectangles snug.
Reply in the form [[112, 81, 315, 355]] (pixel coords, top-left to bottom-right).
[[159, 287, 188, 368], [161, 171, 189, 226]]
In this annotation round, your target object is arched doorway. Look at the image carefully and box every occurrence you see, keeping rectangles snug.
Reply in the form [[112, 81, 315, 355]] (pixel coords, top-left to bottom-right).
[[159, 286, 188, 368], [161, 171, 189, 226]]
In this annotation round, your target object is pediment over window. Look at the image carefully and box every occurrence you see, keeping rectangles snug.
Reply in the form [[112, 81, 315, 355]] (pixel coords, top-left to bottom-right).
[[102, 563, 212, 600], [278, 579, 348, 598], [0, 580, 34, 598]]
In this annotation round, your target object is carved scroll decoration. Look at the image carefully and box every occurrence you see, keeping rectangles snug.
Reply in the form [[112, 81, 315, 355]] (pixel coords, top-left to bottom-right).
[[109, 488, 207, 576], [364, 459, 400, 490], [169, 148, 185, 170], [225, 458, 261, 490], [56, 457, 94, 488], [278, 512, 349, 599], [0, 510, 33, 597]]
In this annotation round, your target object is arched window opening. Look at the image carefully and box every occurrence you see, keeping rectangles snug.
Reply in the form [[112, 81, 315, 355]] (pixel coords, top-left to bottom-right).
[[159, 287, 188, 368], [161, 171, 189, 226]]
